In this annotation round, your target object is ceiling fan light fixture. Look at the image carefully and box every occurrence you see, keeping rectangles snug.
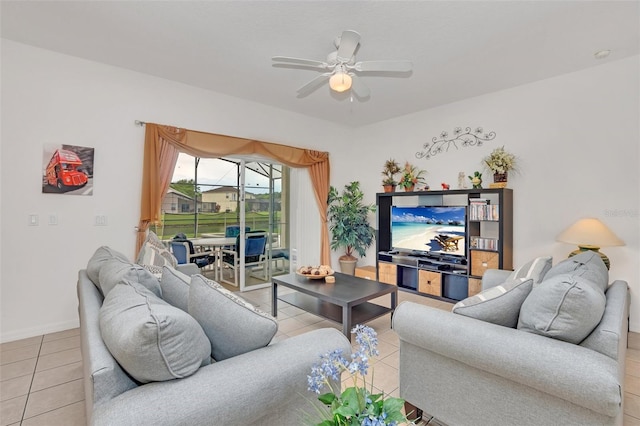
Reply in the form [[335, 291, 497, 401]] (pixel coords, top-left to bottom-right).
[[274, 30, 412, 98], [329, 72, 352, 92]]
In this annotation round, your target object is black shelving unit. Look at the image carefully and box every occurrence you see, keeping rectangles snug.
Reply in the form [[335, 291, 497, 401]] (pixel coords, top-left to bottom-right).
[[375, 188, 513, 301]]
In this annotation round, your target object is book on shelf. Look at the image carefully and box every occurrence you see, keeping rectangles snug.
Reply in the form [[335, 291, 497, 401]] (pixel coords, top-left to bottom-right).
[[469, 198, 490, 205], [469, 204, 500, 221], [469, 236, 499, 250]]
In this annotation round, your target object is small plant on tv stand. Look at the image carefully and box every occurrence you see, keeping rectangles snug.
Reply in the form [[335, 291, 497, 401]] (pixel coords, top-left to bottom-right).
[[381, 158, 401, 192]]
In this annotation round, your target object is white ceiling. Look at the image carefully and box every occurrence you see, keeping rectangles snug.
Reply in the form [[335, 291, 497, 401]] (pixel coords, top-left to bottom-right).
[[2, 1, 639, 127]]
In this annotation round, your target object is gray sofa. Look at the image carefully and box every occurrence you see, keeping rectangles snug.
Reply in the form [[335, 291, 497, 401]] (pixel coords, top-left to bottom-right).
[[78, 247, 351, 426], [393, 253, 630, 426]]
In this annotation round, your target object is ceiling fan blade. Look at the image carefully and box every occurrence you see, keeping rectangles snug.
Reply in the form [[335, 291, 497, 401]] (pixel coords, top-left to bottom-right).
[[353, 60, 413, 72], [272, 56, 328, 69], [350, 74, 370, 98], [336, 30, 360, 61], [296, 73, 332, 96]]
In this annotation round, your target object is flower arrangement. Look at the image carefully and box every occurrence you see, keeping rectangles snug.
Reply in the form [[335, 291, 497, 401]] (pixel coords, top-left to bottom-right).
[[483, 146, 518, 174], [381, 159, 401, 186], [398, 162, 426, 189], [307, 325, 408, 426]]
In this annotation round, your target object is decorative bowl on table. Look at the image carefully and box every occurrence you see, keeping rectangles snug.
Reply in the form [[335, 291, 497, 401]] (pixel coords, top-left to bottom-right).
[[296, 265, 334, 280]]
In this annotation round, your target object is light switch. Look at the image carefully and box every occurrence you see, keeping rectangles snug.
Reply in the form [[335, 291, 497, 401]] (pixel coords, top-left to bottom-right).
[[48, 214, 58, 225], [95, 215, 108, 226], [28, 214, 39, 226]]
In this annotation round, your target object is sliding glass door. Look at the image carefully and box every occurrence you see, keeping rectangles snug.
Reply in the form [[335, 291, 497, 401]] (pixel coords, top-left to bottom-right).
[[161, 154, 289, 291], [240, 159, 289, 290]]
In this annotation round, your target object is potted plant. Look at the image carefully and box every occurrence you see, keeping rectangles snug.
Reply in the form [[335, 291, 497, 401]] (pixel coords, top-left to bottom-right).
[[307, 325, 407, 425], [381, 158, 401, 193], [398, 161, 426, 192], [327, 181, 376, 275], [483, 146, 518, 184]]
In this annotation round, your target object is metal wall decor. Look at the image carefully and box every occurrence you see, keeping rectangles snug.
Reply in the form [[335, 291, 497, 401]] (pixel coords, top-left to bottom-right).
[[416, 127, 496, 159]]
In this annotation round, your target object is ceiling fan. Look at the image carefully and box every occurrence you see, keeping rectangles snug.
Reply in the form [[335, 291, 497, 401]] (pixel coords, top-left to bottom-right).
[[272, 30, 412, 98]]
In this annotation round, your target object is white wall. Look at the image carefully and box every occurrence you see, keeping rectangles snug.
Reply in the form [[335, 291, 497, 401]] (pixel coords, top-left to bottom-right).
[[2, 40, 638, 341], [332, 55, 639, 331], [0, 40, 349, 342]]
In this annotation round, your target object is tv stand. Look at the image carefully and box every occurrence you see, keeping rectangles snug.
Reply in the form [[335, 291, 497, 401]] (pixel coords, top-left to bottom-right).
[[375, 188, 513, 302], [407, 252, 422, 257], [378, 249, 468, 299]]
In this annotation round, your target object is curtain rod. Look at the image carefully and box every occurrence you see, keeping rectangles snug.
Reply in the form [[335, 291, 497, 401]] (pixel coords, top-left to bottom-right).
[[135, 120, 146, 127]]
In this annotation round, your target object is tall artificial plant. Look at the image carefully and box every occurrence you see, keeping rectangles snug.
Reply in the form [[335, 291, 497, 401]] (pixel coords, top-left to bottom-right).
[[327, 181, 376, 262]]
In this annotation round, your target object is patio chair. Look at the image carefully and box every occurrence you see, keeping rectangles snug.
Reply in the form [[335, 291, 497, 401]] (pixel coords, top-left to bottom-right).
[[225, 225, 251, 238], [270, 248, 290, 274], [220, 231, 267, 286], [223, 225, 250, 251], [170, 236, 215, 270]]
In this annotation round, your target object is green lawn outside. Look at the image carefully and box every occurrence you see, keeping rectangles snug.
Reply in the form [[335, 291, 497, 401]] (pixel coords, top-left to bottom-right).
[[153, 212, 279, 239]]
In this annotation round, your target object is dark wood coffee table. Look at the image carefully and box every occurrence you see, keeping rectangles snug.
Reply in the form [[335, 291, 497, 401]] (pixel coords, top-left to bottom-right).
[[271, 272, 397, 341]]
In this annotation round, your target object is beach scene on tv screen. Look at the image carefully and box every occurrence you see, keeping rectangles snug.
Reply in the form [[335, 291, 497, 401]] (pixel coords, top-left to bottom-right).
[[391, 206, 466, 256]]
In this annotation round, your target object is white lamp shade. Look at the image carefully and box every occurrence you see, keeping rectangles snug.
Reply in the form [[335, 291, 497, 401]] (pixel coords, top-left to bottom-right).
[[329, 72, 352, 92], [556, 218, 624, 248]]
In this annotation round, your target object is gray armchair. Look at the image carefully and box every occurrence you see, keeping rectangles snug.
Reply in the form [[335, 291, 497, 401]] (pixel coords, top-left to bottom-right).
[[393, 269, 629, 426]]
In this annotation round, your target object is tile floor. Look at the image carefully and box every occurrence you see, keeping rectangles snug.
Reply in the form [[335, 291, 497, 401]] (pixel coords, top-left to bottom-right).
[[1, 286, 639, 426], [1, 329, 84, 426]]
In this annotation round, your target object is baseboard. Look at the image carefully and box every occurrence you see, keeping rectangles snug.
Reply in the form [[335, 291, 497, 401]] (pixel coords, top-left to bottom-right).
[[0, 319, 80, 344]]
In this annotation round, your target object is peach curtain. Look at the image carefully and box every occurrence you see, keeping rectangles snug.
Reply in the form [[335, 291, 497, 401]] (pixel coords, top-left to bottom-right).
[[137, 123, 331, 264], [136, 125, 181, 251], [307, 157, 331, 265]]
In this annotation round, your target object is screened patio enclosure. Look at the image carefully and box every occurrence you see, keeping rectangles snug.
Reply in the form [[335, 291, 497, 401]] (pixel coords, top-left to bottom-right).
[[158, 154, 290, 291]]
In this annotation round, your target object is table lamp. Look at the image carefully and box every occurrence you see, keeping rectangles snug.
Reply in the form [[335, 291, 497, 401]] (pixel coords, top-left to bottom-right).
[[556, 217, 624, 269]]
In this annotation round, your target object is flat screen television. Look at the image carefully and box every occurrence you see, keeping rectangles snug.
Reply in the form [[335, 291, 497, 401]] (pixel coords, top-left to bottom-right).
[[391, 206, 466, 257]]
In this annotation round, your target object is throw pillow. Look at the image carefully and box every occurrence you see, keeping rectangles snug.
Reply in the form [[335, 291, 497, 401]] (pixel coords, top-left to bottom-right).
[[99, 280, 211, 383], [188, 275, 278, 361], [452, 278, 533, 327], [517, 274, 606, 344], [160, 266, 191, 312], [136, 230, 177, 270], [545, 250, 608, 292], [86, 246, 130, 288], [98, 257, 162, 298], [579, 281, 628, 360], [142, 264, 164, 279], [507, 256, 552, 285]]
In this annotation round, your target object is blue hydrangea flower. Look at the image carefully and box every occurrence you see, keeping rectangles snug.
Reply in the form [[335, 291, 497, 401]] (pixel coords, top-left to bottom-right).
[[361, 412, 393, 426], [308, 325, 404, 425], [307, 348, 348, 394], [307, 365, 324, 394], [353, 324, 379, 359]]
